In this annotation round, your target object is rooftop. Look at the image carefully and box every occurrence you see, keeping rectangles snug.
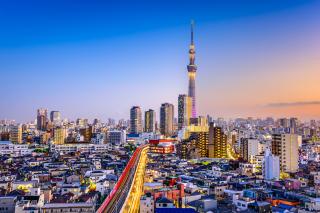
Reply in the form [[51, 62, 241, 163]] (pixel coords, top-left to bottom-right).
[[42, 202, 94, 208]]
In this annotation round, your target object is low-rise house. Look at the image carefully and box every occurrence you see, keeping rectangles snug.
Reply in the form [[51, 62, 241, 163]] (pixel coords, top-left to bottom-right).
[[140, 194, 154, 213], [40, 202, 95, 213], [0, 181, 10, 193], [155, 197, 175, 209], [41, 187, 52, 203], [15, 194, 44, 213], [60, 184, 81, 197], [184, 182, 199, 194], [300, 198, 320, 212], [209, 183, 228, 200], [0, 196, 17, 213], [285, 179, 302, 191], [182, 191, 202, 207], [51, 192, 77, 203], [84, 170, 114, 183], [77, 192, 98, 205], [233, 196, 255, 211], [248, 201, 272, 213], [66, 175, 80, 184], [95, 179, 110, 195], [187, 195, 217, 213]]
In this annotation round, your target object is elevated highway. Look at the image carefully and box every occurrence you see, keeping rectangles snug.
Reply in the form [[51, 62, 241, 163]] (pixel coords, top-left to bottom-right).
[[96, 145, 149, 213]]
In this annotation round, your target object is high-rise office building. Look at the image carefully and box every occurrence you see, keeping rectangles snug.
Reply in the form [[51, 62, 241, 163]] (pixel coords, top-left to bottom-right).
[[160, 103, 174, 137], [10, 124, 22, 144], [53, 127, 66, 145], [240, 138, 259, 162], [37, 108, 48, 131], [130, 106, 142, 134], [263, 148, 280, 180], [187, 21, 197, 118], [272, 133, 300, 173], [144, 109, 156, 133], [178, 94, 192, 130], [50, 111, 61, 124], [208, 123, 227, 158]]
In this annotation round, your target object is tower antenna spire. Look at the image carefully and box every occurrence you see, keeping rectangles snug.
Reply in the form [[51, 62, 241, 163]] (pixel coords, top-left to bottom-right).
[[191, 20, 194, 45]]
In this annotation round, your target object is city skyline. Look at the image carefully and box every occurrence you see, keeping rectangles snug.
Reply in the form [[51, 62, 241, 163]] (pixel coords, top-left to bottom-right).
[[1, 0, 320, 122], [1, 2, 320, 212]]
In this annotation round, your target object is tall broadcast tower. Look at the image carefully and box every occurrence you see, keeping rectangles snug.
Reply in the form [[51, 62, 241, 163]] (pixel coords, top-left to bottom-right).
[[187, 20, 197, 118]]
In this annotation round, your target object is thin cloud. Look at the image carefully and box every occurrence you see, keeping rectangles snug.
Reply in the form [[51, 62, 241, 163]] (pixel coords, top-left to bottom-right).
[[266, 101, 320, 107]]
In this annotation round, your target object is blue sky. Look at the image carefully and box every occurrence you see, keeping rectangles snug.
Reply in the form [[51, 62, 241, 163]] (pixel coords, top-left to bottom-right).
[[1, 0, 320, 122]]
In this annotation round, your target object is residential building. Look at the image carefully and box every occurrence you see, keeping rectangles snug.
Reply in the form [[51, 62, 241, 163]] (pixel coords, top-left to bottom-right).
[[140, 195, 154, 213], [196, 132, 209, 158], [41, 203, 95, 213], [0, 141, 32, 156], [272, 133, 300, 172], [53, 127, 66, 145], [155, 197, 175, 209], [80, 126, 93, 142], [9, 124, 22, 144], [263, 148, 280, 180], [208, 123, 227, 158], [240, 138, 259, 162], [108, 130, 126, 145], [0, 196, 17, 213]]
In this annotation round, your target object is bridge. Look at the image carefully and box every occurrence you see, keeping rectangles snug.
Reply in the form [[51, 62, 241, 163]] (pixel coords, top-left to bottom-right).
[[96, 144, 149, 213]]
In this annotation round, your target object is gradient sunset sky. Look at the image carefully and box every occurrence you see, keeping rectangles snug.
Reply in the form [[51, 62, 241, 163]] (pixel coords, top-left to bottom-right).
[[1, 0, 320, 122]]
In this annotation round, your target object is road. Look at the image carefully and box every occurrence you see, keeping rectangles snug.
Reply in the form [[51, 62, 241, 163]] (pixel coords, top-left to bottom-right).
[[96, 145, 149, 213], [121, 146, 148, 212]]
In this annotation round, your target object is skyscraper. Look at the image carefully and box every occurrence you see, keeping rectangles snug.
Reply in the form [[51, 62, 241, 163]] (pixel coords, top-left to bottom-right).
[[37, 108, 48, 131], [187, 21, 197, 118], [50, 111, 61, 124], [145, 109, 156, 133], [178, 94, 192, 130], [272, 133, 300, 173], [130, 106, 142, 134], [160, 103, 174, 137]]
